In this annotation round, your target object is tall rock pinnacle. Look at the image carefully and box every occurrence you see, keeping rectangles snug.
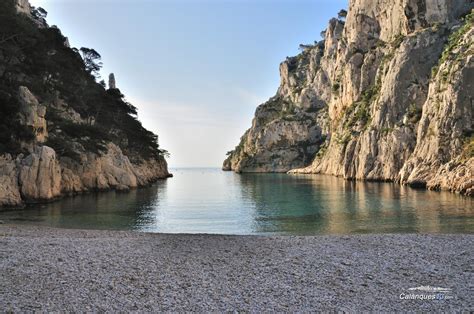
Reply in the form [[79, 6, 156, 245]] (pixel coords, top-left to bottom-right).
[[108, 73, 116, 89]]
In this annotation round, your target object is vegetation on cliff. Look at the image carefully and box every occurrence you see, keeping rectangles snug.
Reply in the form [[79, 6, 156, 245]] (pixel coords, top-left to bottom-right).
[[0, 0, 168, 161], [0, 0, 170, 207]]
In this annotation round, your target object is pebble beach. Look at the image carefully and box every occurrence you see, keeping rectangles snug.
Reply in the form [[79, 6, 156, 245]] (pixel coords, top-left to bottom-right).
[[0, 225, 472, 311]]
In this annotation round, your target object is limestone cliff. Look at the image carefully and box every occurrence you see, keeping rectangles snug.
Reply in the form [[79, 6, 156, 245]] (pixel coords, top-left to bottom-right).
[[0, 0, 171, 208], [224, 0, 473, 195], [223, 42, 330, 172]]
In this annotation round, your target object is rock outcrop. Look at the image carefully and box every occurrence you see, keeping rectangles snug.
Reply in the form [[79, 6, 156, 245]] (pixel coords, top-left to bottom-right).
[[225, 0, 473, 195], [60, 143, 169, 194], [223, 43, 330, 172], [18, 146, 61, 201], [108, 73, 116, 90], [14, 0, 31, 15], [18, 86, 48, 143], [0, 143, 170, 207], [0, 0, 171, 208], [0, 155, 22, 207]]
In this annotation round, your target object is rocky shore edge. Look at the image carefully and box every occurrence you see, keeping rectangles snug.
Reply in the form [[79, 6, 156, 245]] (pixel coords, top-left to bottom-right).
[[0, 144, 172, 209]]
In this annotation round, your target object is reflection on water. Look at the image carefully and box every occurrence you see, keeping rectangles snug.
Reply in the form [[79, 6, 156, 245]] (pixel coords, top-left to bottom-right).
[[0, 168, 472, 235], [239, 174, 473, 234]]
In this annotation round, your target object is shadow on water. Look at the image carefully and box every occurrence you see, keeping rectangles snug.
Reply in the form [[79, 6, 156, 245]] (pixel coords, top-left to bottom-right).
[[1, 180, 168, 231], [0, 169, 472, 235]]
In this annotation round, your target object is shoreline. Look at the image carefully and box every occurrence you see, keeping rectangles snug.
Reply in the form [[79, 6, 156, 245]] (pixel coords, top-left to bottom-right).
[[1, 225, 472, 311], [226, 168, 474, 197], [2, 170, 471, 211], [0, 174, 172, 211]]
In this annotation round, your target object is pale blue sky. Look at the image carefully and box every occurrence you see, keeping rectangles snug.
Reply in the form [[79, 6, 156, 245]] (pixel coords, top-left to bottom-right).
[[30, 0, 347, 167]]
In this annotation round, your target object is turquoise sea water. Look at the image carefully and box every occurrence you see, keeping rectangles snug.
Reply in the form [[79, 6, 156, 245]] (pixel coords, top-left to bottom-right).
[[1, 168, 472, 235]]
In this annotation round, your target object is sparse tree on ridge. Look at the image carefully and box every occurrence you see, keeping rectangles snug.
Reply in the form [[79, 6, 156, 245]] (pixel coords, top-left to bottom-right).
[[299, 44, 313, 51], [320, 29, 327, 39], [31, 7, 47, 20], [338, 9, 347, 20], [79, 47, 103, 79]]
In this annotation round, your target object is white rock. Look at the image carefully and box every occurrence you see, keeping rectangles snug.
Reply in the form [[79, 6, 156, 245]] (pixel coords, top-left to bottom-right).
[[19, 146, 61, 201], [18, 86, 48, 143]]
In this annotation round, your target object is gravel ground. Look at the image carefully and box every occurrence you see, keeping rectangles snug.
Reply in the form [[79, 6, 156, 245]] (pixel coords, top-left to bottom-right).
[[0, 225, 472, 312]]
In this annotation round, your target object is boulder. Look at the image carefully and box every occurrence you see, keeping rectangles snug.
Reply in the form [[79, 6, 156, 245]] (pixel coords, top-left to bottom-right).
[[0, 155, 22, 207], [18, 146, 61, 201]]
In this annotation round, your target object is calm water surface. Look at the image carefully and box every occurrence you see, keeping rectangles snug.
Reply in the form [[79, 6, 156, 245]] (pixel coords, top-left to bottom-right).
[[1, 168, 473, 235]]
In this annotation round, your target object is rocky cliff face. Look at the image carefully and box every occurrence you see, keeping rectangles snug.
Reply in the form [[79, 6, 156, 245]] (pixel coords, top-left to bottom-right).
[[223, 42, 331, 172], [224, 0, 473, 195], [0, 0, 171, 208]]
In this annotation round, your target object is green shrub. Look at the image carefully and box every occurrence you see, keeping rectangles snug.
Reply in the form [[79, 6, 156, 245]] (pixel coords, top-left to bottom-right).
[[44, 136, 81, 161], [391, 34, 405, 48], [407, 103, 422, 123], [336, 132, 351, 146], [460, 136, 474, 160], [315, 142, 328, 158], [431, 9, 474, 78], [344, 84, 379, 130]]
